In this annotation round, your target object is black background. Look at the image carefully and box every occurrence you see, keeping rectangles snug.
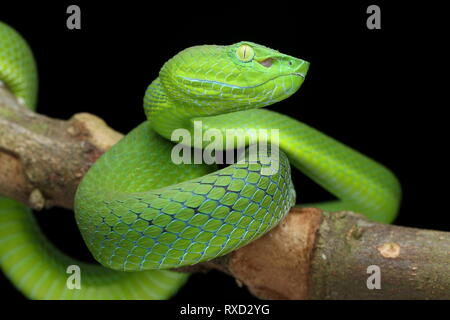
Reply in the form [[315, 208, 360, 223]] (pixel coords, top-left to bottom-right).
[[0, 1, 447, 301]]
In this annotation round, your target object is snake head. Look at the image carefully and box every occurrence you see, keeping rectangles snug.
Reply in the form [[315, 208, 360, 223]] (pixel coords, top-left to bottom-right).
[[158, 41, 309, 113]]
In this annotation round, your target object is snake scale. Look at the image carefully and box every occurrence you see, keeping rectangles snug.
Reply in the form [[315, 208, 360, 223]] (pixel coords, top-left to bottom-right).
[[0, 21, 401, 299]]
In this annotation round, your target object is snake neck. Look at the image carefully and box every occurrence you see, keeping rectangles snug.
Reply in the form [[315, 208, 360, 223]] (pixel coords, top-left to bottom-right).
[[144, 77, 231, 141], [144, 77, 181, 139]]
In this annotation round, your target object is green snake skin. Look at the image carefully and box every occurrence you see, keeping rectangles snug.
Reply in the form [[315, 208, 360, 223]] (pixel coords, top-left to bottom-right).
[[0, 22, 401, 299]]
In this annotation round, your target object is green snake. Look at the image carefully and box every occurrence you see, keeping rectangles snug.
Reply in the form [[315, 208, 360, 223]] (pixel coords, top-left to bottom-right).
[[0, 22, 401, 299]]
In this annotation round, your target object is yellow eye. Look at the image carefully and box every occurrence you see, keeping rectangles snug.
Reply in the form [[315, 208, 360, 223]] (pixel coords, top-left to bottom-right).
[[236, 44, 254, 62]]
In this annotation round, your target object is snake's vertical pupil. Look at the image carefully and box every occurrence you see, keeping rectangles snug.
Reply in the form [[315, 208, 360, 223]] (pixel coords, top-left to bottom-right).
[[236, 44, 254, 62]]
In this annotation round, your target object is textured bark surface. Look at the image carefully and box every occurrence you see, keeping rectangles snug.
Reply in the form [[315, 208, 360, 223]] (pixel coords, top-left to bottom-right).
[[1, 87, 449, 299], [309, 211, 450, 299], [0, 85, 122, 209], [227, 208, 322, 299]]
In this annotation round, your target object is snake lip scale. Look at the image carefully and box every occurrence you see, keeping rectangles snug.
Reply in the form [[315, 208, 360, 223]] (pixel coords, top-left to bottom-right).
[[0, 27, 401, 299]]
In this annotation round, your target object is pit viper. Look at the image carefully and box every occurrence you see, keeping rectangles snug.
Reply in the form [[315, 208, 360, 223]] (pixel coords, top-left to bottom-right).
[[0, 21, 401, 299]]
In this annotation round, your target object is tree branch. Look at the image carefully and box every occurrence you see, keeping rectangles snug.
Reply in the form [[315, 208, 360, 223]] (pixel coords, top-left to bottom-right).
[[1, 86, 449, 299], [0, 85, 122, 209]]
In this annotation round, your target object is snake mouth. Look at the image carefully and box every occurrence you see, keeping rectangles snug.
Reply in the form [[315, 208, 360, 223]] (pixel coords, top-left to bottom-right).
[[292, 72, 306, 79], [178, 73, 304, 90]]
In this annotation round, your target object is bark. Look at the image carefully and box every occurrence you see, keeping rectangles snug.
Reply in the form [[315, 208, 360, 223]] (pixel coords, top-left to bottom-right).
[[309, 210, 450, 299], [1, 86, 449, 299], [0, 85, 122, 209]]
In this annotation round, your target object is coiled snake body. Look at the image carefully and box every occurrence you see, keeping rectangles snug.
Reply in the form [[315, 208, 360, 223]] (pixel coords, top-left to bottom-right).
[[0, 22, 401, 299]]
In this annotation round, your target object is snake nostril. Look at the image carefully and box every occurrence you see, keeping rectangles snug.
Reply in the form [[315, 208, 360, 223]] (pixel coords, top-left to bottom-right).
[[288, 61, 293, 66]]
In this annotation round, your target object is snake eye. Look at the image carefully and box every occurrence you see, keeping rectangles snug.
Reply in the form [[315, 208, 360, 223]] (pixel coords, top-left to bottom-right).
[[236, 44, 254, 62]]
